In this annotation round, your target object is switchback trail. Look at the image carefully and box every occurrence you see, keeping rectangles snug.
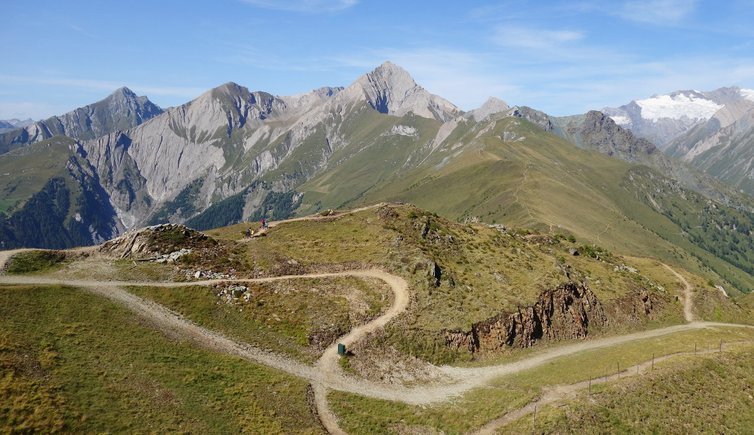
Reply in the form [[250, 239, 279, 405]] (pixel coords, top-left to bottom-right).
[[0, 272, 748, 406], [0, 243, 748, 433]]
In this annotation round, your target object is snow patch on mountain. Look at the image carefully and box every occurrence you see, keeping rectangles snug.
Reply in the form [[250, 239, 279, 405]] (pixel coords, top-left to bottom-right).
[[636, 93, 722, 122], [385, 125, 418, 137], [741, 88, 754, 102], [609, 115, 631, 126]]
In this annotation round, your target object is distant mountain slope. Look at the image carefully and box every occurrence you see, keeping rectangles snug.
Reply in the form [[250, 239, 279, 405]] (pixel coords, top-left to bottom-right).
[[675, 109, 754, 195], [0, 137, 117, 249], [0, 87, 162, 155], [603, 87, 754, 149], [605, 87, 754, 197], [3, 62, 754, 296], [80, 62, 460, 231], [0, 118, 34, 133], [552, 111, 754, 207], [0, 120, 14, 132], [302, 112, 754, 291]]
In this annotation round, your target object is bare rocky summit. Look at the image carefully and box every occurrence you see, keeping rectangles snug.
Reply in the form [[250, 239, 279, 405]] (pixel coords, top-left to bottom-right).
[[339, 61, 461, 122], [0, 87, 162, 155]]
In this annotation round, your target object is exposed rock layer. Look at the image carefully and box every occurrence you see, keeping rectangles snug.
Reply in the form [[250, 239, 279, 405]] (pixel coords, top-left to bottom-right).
[[445, 282, 607, 353]]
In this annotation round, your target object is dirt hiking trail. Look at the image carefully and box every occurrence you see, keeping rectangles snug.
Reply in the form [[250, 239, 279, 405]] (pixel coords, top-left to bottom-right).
[[0, 228, 748, 433]]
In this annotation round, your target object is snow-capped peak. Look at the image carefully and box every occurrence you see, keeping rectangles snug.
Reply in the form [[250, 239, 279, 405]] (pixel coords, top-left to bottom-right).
[[635, 92, 722, 122], [741, 88, 754, 102]]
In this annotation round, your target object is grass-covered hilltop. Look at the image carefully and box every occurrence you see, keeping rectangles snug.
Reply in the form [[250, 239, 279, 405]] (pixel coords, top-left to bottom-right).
[[3, 203, 754, 433]]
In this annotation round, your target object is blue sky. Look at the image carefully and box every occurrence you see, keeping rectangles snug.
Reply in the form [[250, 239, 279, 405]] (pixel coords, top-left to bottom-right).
[[1, 0, 753, 119]]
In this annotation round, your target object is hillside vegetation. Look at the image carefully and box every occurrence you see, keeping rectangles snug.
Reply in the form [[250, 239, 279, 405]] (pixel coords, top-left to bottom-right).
[[3, 203, 754, 433], [503, 345, 754, 434], [294, 116, 754, 294], [208, 204, 750, 364], [0, 285, 321, 433]]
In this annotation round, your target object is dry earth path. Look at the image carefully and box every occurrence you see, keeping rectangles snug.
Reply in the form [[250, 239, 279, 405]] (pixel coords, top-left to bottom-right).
[[662, 262, 696, 322], [0, 269, 748, 406], [240, 203, 386, 239], [0, 248, 747, 434], [468, 261, 699, 433]]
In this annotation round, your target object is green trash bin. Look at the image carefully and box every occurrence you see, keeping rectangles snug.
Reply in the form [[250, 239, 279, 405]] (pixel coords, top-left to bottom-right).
[[337, 343, 346, 356]]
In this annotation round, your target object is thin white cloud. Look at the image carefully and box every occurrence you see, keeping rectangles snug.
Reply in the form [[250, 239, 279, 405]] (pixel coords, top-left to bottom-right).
[[493, 26, 584, 50], [0, 101, 63, 121], [617, 0, 698, 25], [239, 0, 357, 12], [67, 23, 97, 39], [0, 75, 205, 99]]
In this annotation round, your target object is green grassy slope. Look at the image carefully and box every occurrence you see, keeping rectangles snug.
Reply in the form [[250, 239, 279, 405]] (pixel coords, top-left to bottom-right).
[[0, 285, 322, 433], [0, 137, 77, 214], [295, 116, 754, 294], [0, 137, 118, 249], [209, 205, 751, 364], [502, 345, 754, 434]]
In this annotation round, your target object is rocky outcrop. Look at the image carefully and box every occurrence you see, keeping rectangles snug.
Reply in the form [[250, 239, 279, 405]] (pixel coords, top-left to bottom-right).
[[510, 106, 555, 132], [575, 111, 658, 160], [445, 282, 607, 353], [99, 223, 215, 259]]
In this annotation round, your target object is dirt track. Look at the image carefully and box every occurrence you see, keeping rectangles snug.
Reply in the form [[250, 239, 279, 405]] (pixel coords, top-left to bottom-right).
[[0, 266, 748, 407], [663, 262, 696, 322], [0, 238, 748, 433]]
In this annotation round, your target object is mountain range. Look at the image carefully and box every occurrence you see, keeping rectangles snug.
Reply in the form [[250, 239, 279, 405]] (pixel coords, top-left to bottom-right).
[[2, 61, 754, 294], [604, 87, 754, 195], [0, 118, 34, 133]]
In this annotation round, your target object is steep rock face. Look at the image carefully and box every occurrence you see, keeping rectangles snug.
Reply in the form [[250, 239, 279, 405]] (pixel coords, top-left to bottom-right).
[[562, 111, 657, 162], [0, 87, 162, 155], [445, 282, 607, 353], [82, 82, 315, 231], [83, 84, 277, 205], [82, 132, 154, 229]]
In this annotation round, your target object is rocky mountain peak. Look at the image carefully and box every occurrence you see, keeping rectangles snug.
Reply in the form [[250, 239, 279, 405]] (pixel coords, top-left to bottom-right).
[[212, 81, 246, 97], [469, 97, 510, 121], [109, 86, 138, 99], [341, 61, 461, 122], [580, 110, 657, 158], [364, 61, 417, 89], [0, 85, 163, 155]]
